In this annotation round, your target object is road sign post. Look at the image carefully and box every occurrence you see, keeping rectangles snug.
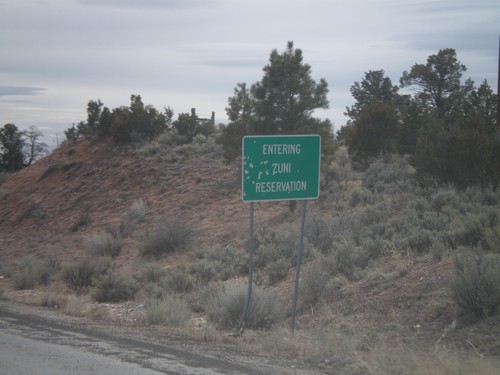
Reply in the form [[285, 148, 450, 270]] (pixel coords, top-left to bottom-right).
[[240, 135, 321, 334]]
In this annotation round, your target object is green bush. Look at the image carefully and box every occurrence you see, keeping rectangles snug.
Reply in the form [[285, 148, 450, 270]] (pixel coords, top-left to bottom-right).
[[86, 232, 123, 257], [141, 220, 192, 258], [206, 283, 285, 330], [450, 248, 500, 319], [61, 257, 111, 292], [93, 272, 139, 302], [144, 295, 191, 326]]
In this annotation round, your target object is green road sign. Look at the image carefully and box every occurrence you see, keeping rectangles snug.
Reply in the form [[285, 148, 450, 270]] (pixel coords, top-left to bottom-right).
[[242, 135, 321, 202]]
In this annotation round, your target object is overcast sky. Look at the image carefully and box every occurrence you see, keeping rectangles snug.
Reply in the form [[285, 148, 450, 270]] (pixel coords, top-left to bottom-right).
[[1, 0, 499, 147]]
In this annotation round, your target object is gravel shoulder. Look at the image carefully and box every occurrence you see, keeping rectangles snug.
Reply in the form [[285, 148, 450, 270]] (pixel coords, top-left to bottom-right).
[[0, 301, 321, 375]]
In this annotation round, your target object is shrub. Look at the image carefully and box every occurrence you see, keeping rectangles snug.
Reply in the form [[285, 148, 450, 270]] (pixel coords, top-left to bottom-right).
[[206, 284, 285, 330], [190, 246, 241, 283], [299, 260, 329, 310], [362, 154, 415, 193], [141, 264, 166, 283], [141, 220, 192, 258], [120, 199, 147, 235], [407, 229, 433, 253], [61, 257, 111, 291], [93, 272, 139, 302], [331, 241, 363, 280], [305, 216, 334, 254], [430, 188, 460, 212], [266, 259, 291, 285], [86, 232, 123, 257], [450, 248, 500, 319], [160, 267, 194, 294], [144, 295, 191, 326], [254, 226, 297, 268], [448, 214, 484, 249], [190, 259, 218, 283], [13, 256, 60, 290], [13, 259, 38, 290]]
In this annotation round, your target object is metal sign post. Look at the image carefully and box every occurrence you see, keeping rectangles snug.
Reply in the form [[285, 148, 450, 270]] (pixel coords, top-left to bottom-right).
[[238, 202, 254, 332], [240, 135, 321, 333], [291, 199, 307, 334]]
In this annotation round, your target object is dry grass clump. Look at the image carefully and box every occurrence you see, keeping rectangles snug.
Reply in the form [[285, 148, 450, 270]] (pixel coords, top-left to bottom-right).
[[206, 283, 285, 330], [143, 295, 191, 327]]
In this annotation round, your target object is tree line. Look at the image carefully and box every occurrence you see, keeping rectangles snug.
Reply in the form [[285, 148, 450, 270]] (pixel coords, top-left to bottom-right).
[[340, 48, 499, 189], [2, 42, 498, 190]]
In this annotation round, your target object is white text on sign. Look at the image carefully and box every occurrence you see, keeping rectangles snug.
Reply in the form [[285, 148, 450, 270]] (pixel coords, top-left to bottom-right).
[[262, 144, 301, 155]]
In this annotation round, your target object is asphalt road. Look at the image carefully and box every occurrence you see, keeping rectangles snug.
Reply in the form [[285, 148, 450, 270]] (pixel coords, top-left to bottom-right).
[[0, 305, 312, 375]]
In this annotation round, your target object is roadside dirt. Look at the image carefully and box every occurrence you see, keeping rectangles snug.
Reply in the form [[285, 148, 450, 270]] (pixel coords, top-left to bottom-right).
[[0, 300, 322, 375]]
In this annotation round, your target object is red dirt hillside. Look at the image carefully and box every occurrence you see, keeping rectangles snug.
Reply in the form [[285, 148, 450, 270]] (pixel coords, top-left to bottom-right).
[[0, 138, 291, 266]]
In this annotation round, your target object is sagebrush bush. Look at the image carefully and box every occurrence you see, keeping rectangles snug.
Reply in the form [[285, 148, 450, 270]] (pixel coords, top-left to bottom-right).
[[266, 259, 291, 285], [190, 259, 218, 283], [160, 267, 194, 294], [450, 248, 500, 319], [93, 272, 139, 302], [141, 220, 192, 258], [362, 154, 415, 193], [190, 245, 242, 284], [141, 264, 166, 283], [327, 241, 365, 280], [430, 188, 460, 212], [254, 226, 297, 268], [206, 283, 285, 330], [144, 295, 191, 326], [299, 260, 329, 310], [13, 258, 38, 290], [120, 199, 147, 235], [448, 214, 484, 249], [86, 232, 123, 257], [407, 229, 433, 253], [305, 216, 334, 254], [61, 257, 111, 291], [13, 256, 60, 290]]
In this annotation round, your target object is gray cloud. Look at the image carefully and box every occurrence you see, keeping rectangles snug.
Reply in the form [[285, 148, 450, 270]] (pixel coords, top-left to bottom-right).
[[78, 0, 216, 10], [0, 86, 46, 96]]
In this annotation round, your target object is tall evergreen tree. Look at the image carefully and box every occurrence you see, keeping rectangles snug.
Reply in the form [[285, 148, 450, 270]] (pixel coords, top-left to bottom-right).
[[400, 48, 472, 118], [220, 42, 335, 161]]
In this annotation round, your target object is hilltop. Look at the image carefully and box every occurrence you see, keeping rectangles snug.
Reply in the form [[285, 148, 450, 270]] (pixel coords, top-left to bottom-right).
[[1, 135, 499, 374]]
